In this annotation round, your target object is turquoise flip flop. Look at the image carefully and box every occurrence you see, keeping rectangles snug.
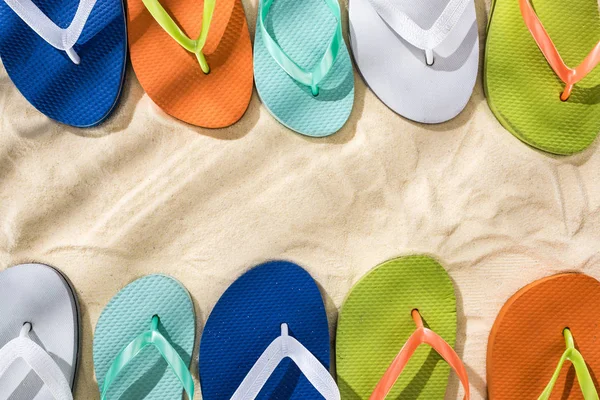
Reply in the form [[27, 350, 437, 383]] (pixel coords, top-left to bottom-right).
[[93, 275, 196, 399], [254, 0, 355, 137]]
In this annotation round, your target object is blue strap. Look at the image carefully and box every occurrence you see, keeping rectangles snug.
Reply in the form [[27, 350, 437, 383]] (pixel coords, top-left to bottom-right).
[[258, 0, 343, 96], [100, 315, 194, 400]]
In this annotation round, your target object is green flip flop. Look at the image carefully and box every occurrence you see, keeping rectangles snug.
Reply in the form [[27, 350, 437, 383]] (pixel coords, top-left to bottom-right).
[[93, 275, 196, 399], [254, 0, 355, 137], [336, 255, 469, 399], [485, 0, 600, 155]]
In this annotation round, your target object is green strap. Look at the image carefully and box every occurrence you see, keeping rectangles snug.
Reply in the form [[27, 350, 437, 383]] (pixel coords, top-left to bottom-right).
[[142, 0, 216, 73], [258, 0, 343, 96], [100, 315, 194, 400], [538, 329, 599, 400]]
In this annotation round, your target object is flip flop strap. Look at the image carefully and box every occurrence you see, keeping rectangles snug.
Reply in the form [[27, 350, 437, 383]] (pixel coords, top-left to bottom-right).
[[142, 0, 217, 73], [258, 0, 343, 96], [369, 311, 470, 400], [538, 329, 599, 400], [520, 0, 600, 100], [367, 0, 470, 64], [100, 315, 194, 400], [2, 0, 96, 64], [231, 323, 340, 400], [0, 323, 73, 400]]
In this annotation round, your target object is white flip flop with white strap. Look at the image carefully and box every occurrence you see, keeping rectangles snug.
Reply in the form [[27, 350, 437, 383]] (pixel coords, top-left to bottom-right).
[[0, 263, 79, 400], [349, 0, 479, 123]]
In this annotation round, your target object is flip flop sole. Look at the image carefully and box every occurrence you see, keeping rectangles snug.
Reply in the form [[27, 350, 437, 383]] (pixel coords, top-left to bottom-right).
[[93, 274, 195, 399], [487, 273, 600, 399], [254, 0, 354, 137], [0, 0, 127, 127], [336, 255, 458, 399], [199, 260, 331, 399], [128, 0, 253, 128], [0, 263, 79, 400], [485, 0, 600, 155]]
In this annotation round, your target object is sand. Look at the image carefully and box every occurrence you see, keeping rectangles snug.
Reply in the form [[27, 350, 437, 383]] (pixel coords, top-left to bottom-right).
[[1, 0, 599, 398]]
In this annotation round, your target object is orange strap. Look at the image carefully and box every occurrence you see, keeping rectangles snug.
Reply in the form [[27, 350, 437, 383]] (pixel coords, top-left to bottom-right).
[[519, 0, 600, 100], [369, 310, 470, 400]]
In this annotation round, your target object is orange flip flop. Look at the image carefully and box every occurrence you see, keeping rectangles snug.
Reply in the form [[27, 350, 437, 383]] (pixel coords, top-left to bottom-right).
[[127, 0, 253, 128], [488, 273, 600, 399]]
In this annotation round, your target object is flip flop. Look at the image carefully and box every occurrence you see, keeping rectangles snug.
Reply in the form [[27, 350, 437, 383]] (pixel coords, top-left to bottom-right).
[[485, 0, 600, 155], [0, 263, 79, 400], [336, 255, 470, 399], [253, 0, 355, 137], [488, 273, 600, 399], [349, 0, 479, 123], [127, 0, 253, 128], [0, 0, 127, 127], [199, 260, 340, 399], [93, 275, 196, 399]]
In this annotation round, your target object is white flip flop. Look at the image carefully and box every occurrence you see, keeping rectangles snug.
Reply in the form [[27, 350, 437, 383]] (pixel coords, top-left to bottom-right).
[[0, 263, 79, 400], [349, 0, 479, 123]]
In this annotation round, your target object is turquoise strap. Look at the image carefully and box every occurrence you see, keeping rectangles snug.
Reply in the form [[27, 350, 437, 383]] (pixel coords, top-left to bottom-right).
[[258, 0, 343, 96], [142, 0, 216, 73], [100, 315, 194, 400], [538, 329, 599, 400]]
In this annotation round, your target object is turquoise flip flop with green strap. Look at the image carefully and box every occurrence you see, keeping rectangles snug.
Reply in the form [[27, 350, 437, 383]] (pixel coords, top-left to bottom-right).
[[254, 0, 355, 137], [93, 275, 196, 399]]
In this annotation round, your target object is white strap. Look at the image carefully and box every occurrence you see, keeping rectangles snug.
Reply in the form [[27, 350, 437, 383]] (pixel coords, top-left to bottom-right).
[[367, 0, 470, 64], [2, 0, 97, 64], [0, 323, 73, 400], [231, 324, 340, 400]]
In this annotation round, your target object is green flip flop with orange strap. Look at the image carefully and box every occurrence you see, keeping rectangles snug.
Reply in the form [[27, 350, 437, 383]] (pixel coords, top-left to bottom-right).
[[485, 0, 599, 155], [336, 255, 470, 399]]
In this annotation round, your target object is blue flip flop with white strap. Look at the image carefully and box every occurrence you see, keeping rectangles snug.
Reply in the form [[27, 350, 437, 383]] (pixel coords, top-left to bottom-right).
[[0, 0, 127, 127], [199, 260, 340, 399]]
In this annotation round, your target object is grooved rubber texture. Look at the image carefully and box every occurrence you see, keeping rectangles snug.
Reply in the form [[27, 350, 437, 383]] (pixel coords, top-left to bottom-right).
[[93, 275, 195, 399], [485, 0, 600, 155], [254, 0, 355, 137], [336, 255, 458, 399], [127, 0, 253, 128], [0, 263, 79, 400], [199, 260, 331, 399], [0, 0, 127, 127], [487, 273, 600, 400]]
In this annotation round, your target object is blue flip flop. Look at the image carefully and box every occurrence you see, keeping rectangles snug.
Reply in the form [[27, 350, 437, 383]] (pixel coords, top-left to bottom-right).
[[199, 260, 340, 399], [0, 0, 127, 127], [253, 0, 354, 137]]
